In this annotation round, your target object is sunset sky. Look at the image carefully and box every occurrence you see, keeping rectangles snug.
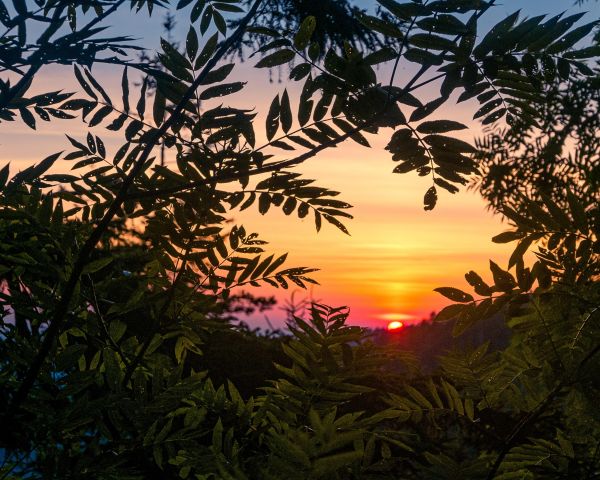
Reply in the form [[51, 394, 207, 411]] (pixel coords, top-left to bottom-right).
[[2, 0, 596, 329]]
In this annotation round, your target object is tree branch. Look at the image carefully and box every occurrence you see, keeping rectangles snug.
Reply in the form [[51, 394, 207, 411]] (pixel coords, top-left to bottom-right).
[[5, 0, 264, 417]]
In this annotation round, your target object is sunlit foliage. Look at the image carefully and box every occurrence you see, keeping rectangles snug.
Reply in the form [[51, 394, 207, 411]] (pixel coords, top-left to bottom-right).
[[0, 0, 598, 477]]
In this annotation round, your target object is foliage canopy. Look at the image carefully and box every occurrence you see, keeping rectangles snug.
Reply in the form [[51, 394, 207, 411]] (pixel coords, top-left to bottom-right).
[[0, 0, 598, 478]]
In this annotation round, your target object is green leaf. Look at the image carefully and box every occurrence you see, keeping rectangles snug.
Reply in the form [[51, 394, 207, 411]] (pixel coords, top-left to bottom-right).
[[377, 0, 430, 21], [434, 287, 474, 303], [312, 451, 363, 477], [294, 16, 316, 50], [83, 257, 113, 274], [435, 303, 467, 322], [358, 13, 404, 38]]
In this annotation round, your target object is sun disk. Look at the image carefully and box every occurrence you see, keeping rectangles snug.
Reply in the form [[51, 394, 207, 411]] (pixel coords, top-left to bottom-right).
[[387, 321, 404, 331]]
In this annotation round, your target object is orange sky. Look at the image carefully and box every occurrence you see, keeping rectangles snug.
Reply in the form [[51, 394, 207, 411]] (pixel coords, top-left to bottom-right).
[[6, 0, 591, 328], [1, 62, 519, 330]]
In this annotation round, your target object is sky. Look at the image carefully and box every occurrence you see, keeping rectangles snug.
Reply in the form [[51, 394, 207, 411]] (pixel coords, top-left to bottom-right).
[[2, 0, 598, 329]]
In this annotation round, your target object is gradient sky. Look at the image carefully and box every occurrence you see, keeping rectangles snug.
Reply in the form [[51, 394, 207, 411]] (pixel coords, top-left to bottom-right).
[[2, 0, 597, 329]]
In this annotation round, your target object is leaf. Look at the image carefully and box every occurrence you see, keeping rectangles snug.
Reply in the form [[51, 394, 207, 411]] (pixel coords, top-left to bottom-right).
[[88, 105, 112, 127], [465, 271, 492, 296], [84, 67, 112, 106], [409, 96, 447, 122], [32, 152, 61, 178], [153, 89, 166, 126], [423, 135, 476, 153], [492, 231, 524, 243], [19, 108, 36, 129], [74, 65, 98, 99], [358, 13, 404, 38], [473, 10, 520, 59], [195, 33, 218, 70], [121, 67, 130, 113], [508, 236, 535, 269], [566, 191, 587, 231], [423, 186, 437, 211], [546, 21, 598, 54], [435, 303, 467, 322], [83, 257, 113, 274], [264, 253, 288, 276], [258, 193, 271, 214], [404, 48, 443, 66], [377, 0, 430, 21], [280, 89, 293, 133], [332, 118, 370, 147], [489, 260, 516, 291], [0, 164, 9, 189], [294, 16, 316, 50], [136, 77, 148, 120], [255, 49, 295, 68], [323, 214, 350, 235], [186, 26, 199, 60], [200, 82, 245, 100], [365, 47, 398, 65], [434, 287, 474, 303], [417, 120, 467, 134], [434, 178, 459, 194], [201, 63, 235, 85], [312, 451, 363, 477], [266, 94, 280, 141]]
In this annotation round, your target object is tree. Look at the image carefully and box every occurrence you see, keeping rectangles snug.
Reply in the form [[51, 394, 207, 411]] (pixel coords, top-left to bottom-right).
[[1, 0, 599, 478]]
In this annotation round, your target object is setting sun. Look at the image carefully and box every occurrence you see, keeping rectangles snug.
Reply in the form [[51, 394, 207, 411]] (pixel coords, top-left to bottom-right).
[[387, 321, 404, 331]]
